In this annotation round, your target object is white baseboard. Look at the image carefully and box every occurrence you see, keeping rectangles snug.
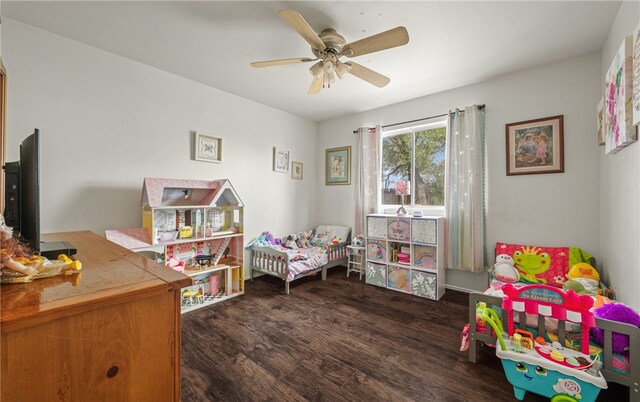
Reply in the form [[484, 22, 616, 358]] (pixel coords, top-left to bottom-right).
[[444, 284, 476, 293]]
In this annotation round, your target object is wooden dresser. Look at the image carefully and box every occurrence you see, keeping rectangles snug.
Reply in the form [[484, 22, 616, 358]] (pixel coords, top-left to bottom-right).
[[1, 231, 192, 401]]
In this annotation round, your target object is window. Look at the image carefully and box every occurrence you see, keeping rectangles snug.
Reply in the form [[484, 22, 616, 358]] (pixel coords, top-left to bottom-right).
[[381, 121, 447, 208]]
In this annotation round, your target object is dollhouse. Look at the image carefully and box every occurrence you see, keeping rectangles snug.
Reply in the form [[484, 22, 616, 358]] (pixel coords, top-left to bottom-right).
[[107, 178, 245, 312]]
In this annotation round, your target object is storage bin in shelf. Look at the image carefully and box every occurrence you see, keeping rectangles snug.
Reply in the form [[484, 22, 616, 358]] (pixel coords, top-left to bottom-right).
[[387, 265, 411, 293], [367, 216, 387, 239], [411, 218, 437, 244], [366, 239, 387, 262], [365, 262, 386, 287], [413, 244, 437, 269], [387, 217, 410, 242], [411, 270, 437, 300]]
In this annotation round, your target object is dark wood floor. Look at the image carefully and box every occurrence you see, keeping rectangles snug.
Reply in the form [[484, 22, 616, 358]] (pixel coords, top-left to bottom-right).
[[181, 266, 629, 401]]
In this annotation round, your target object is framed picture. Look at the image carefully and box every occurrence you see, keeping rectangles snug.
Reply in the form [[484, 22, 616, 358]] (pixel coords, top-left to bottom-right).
[[633, 22, 640, 126], [325, 146, 351, 185], [193, 132, 221, 163], [604, 36, 637, 154], [273, 147, 290, 173], [291, 161, 303, 179], [505, 115, 564, 176], [597, 97, 605, 146]]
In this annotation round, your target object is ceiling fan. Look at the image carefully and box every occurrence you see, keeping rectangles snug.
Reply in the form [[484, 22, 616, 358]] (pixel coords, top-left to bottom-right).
[[250, 10, 409, 95]]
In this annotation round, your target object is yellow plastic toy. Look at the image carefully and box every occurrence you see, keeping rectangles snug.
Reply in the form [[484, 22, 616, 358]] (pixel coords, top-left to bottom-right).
[[1, 254, 82, 283]]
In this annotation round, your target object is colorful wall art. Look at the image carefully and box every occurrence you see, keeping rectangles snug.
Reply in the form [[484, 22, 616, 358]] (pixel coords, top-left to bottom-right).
[[604, 36, 637, 154]]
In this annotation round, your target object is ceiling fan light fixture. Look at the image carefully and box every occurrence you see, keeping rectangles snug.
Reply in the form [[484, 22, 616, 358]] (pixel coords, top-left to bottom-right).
[[335, 61, 350, 79], [323, 60, 335, 74], [309, 61, 323, 78]]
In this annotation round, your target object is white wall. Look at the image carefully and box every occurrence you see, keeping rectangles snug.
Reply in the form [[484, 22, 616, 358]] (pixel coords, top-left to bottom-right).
[[600, 3, 640, 312], [318, 52, 603, 292], [3, 19, 319, 253]]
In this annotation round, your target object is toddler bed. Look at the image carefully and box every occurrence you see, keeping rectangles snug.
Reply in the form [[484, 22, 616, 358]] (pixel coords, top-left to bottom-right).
[[466, 242, 640, 401], [249, 225, 350, 294]]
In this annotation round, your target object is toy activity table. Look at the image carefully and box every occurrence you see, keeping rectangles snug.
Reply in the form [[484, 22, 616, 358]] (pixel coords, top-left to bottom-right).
[[494, 284, 608, 402]]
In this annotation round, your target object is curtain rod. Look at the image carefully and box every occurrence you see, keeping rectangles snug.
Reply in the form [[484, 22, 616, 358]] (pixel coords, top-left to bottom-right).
[[352, 104, 486, 133], [382, 104, 485, 130]]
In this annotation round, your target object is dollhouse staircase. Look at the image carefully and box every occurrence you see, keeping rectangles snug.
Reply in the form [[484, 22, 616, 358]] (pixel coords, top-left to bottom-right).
[[212, 237, 231, 266]]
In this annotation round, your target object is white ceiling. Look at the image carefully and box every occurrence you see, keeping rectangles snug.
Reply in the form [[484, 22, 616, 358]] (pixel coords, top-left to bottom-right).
[[2, 1, 621, 122]]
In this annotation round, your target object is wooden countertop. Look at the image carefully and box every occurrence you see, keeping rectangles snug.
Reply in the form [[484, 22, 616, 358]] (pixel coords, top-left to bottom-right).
[[1, 231, 192, 333]]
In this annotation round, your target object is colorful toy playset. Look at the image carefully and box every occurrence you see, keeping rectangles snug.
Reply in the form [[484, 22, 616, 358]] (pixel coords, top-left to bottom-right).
[[466, 242, 640, 402], [490, 284, 608, 401]]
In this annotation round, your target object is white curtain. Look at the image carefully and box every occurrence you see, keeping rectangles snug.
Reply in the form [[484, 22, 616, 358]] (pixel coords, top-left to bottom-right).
[[445, 106, 487, 272], [354, 125, 381, 237]]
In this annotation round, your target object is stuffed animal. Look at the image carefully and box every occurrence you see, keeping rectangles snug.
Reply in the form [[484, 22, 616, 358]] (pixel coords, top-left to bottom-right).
[[591, 303, 640, 354], [296, 231, 313, 249], [567, 263, 600, 281], [248, 230, 282, 248], [325, 237, 340, 248], [492, 254, 519, 284], [301, 230, 313, 248], [351, 235, 364, 247], [562, 280, 589, 294], [566, 263, 601, 295], [284, 234, 298, 249]]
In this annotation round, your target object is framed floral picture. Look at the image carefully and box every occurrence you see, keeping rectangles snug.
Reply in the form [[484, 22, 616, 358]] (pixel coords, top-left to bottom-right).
[[506, 115, 564, 176], [291, 161, 303, 179], [193, 131, 221, 163], [273, 147, 290, 173], [325, 146, 351, 185]]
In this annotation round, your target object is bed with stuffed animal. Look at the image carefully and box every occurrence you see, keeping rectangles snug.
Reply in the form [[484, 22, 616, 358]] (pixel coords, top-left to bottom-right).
[[463, 242, 640, 401], [248, 225, 351, 294]]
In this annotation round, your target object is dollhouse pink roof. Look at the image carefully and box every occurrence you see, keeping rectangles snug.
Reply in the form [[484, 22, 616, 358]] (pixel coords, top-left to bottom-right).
[[141, 178, 243, 208]]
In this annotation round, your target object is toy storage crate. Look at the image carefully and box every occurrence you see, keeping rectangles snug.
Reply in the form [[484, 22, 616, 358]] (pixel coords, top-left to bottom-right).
[[366, 262, 386, 287], [411, 270, 437, 299], [411, 219, 437, 244]]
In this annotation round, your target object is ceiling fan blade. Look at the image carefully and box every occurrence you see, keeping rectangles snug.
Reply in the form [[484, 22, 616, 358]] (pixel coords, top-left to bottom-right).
[[342, 26, 409, 58], [308, 74, 324, 95], [250, 57, 315, 68], [279, 10, 327, 52], [345, 62, 390, 88]]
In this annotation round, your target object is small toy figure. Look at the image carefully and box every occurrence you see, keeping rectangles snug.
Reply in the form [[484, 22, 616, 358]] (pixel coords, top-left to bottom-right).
[[514, 328, 534, 350]]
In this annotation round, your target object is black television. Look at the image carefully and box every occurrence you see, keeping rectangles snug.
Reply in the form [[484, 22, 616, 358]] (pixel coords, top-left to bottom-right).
[[18, 129, 40, 251], [3, 129, 76, 258]]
